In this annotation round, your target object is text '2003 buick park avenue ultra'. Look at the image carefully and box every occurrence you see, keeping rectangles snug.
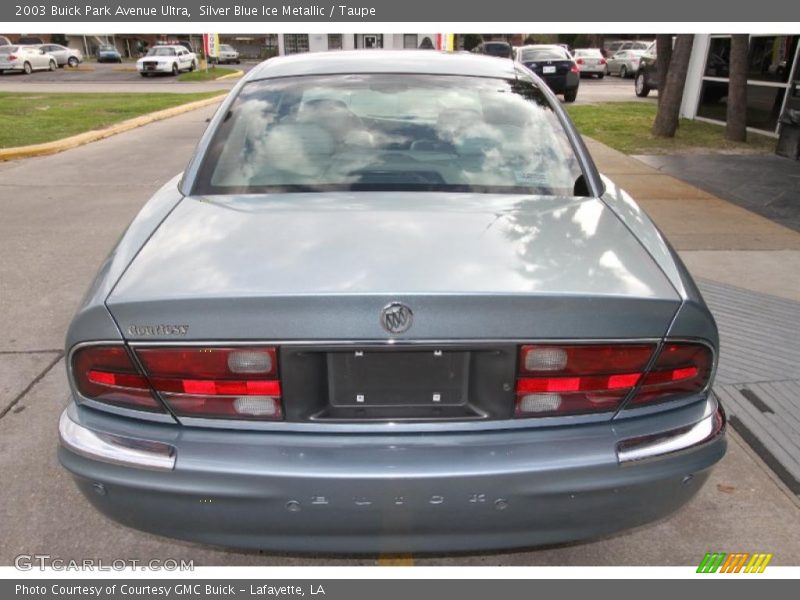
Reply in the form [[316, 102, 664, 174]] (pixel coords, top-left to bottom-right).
[[59, 51, 725, 553]]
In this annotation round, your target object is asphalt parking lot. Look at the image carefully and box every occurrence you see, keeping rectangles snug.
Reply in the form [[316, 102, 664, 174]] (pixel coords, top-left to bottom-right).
[[0, 82, 796, 567]]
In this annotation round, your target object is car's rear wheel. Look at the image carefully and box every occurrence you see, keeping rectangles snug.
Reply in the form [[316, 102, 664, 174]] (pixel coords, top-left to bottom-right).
[[67, 56, 78, 68], [635, 71, 651, 97], [23, 62, 32, 75], [171, 62, 179, 76], [620, 65, 628, 78], [598, 72, 605, 79], [48, 60, 57, 71], [189, 60, 197, 72], [563, 89, 578, 103]]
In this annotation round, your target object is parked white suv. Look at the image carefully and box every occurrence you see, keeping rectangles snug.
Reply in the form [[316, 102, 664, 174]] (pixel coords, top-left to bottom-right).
[[137, 45, 197, 76]]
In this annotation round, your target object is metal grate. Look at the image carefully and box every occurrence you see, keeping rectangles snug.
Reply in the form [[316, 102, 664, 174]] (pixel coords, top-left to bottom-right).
[[698, 279, 800, 494]]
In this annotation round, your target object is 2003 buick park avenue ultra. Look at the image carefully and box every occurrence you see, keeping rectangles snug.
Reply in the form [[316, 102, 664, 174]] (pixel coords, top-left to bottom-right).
[[59, 51, 726, 553]]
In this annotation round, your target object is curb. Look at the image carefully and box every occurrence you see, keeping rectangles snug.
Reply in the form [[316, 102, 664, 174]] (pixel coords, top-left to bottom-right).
[[0, 94, 224, 162], [216, 69, 244, 80]]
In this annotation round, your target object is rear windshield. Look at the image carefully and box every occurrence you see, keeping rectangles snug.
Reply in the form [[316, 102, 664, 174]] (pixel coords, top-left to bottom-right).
[[0, 46, 18, 54], [221, 45, 234, 51], [519, 48, 570, 62], [193, 74, 585, 196], [574, 49, 602, 57]]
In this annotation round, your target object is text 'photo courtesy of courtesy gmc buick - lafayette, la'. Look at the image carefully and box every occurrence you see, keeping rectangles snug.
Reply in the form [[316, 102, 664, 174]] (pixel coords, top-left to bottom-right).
[[58, 51, 726, 554]]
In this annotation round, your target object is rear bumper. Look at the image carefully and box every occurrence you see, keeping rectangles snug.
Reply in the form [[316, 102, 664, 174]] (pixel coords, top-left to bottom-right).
[[59, 396, 726, 553], [540, 73, 580, 94]]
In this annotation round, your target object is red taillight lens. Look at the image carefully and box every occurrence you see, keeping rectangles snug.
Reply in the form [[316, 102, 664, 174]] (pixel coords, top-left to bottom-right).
[[571, 64, 580, 73], [515, 344, 654, 417], [514, 342, 714, 418], [599, 58, 607, 64], [576, 58, 585, 64], [71, 345, 163, 412], [8, 54, 18, 61], [628, 342, 713, 407], [135, 347, 283, 420]]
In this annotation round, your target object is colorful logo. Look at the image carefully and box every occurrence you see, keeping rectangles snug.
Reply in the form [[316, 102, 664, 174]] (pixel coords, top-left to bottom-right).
[[697, 552, 773, 573]]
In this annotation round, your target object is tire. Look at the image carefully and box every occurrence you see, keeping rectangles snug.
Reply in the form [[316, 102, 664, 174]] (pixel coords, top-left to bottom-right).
[[23, 62, 32, 75], [140, 72, 149, 77], [49, 60, 57, 71], [619, 65, 628, 79], [117, 58, 122, 63], [189, 60, 197, 72], [598, 73, 605, 79], [67, 56, 78, 68], [171, 62, 179, 76], [563, 89, 578, 103], [635, 72, 651, 97]]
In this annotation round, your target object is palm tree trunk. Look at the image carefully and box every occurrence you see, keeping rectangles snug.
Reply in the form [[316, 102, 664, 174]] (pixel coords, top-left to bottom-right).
[[726, 34, 749, 142], [652, 35, 694, 138], [655, 35, 672, 106]]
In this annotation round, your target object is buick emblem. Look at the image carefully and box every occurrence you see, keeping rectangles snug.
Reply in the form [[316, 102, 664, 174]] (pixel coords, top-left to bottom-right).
[[381, 302, 413, 334]]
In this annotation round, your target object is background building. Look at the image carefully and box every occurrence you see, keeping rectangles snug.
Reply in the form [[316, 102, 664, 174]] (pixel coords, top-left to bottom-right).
[[681, 34, 800, 137]]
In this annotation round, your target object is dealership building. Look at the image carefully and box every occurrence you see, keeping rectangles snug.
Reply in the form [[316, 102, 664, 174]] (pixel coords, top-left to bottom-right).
[[680, 34, 800, 136]]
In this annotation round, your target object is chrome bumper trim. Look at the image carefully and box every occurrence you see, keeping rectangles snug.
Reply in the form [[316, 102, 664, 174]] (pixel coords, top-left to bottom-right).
[[58, 409, 176, 471], [617, 402, 726, 465]]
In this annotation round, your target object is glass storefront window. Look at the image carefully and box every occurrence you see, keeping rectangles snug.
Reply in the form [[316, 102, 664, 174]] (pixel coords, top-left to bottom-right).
[[284, 34, 309, 54], [747, 35, 799, 83], [404, 34, 418, 49], [696, 80, 787, 131], [705, 37, 731, 78], [327, 34, 343, 50]]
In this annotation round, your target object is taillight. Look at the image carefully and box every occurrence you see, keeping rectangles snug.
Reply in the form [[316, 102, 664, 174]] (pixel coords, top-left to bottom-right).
[[599, 58, 607, 64], [576, 58, 585, 64], [8, 54, 18, 61], [570, 64, 580, 73], [628, 342, 713, 407], [71, 345, 164, 412], [515, 341, 713, 417], [515, 344, 654, 417], [135, 347, 282, 420]]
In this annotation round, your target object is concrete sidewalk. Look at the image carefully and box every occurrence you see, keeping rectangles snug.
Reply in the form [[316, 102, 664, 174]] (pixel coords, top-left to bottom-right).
[[585, 139, 800, 301]]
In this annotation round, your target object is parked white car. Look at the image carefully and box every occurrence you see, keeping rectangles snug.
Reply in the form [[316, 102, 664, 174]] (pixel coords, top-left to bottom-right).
[[217, 44, 241, 64], [0, 45, 57, 74], [137, 45, 197, 77], [606, 49, 647, 78], [573, 48, 607, 78], [38, 43, 83, 67]]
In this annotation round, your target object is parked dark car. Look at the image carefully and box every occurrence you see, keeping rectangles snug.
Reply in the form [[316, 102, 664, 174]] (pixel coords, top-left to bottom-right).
[[96, 44, 122, 63], [516, 44, 580, 102], [635, 44, 658, 97], [473, 41, 513, 59]]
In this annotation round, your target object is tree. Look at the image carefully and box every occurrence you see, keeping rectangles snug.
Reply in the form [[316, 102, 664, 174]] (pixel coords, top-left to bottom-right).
[[655, 35, 673, 106], [726, 35, 749, 142], [652, 35, 694, 138], [462, 34, 483, 52]]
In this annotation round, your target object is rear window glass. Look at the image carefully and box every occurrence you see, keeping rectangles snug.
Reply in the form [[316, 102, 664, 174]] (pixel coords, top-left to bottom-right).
[[574, 49, 602, 58], [193, 74, 585, 196], [519, 48, 570, 61], [0, 46, 18, 54]]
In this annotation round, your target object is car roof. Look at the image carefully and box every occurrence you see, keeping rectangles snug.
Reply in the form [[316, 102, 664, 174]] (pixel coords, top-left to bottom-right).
[[151, 45, 184, 50], [247, 50, 518, 81]]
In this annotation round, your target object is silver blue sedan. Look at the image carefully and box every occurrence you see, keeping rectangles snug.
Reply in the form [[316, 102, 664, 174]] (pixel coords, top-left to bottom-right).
[[59, 50, 725, 554]]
